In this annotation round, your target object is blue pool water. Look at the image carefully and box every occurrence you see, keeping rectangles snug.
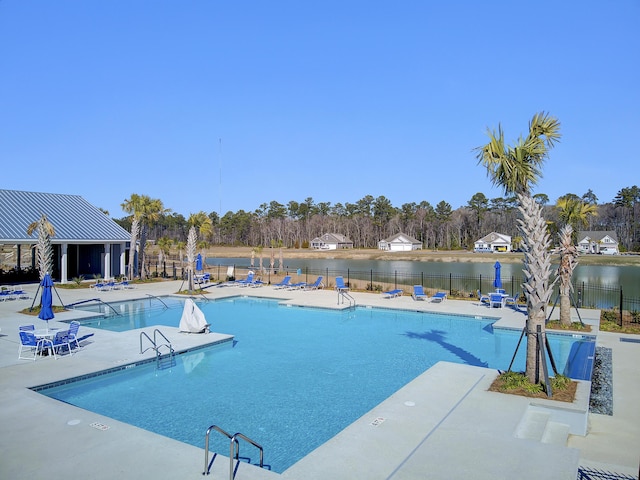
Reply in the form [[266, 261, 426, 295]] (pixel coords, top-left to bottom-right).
[[42, 297, 593, 473]]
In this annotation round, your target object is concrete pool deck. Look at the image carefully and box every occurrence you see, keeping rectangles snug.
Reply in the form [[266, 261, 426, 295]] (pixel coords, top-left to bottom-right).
[[0, 280, 638, 479]]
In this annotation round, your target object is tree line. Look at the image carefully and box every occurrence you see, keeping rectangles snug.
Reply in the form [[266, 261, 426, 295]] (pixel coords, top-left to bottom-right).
[[112, 185, 640, 253]]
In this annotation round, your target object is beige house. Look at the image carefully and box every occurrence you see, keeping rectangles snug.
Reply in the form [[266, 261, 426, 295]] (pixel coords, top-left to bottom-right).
[[310, 233, 353, 250]]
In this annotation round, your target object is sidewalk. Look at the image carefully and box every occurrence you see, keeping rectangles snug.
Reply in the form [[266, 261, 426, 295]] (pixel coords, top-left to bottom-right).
[[0, 281, 638, 479]]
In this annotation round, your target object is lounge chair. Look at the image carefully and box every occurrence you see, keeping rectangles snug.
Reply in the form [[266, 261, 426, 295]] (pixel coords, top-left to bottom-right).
[[18, 331, 43, 360], [335, 276, 349, 292], [430, 292, 447, 303], [273, 276, 292, 289], [236, 273, 255, 287], [287, 282, 306, 290], [412, 285, 427, 301], [505, 292, 520, 310], [489, 293, 506, 308], [477, 290, 489, 306], [382, 289, 403, 298], [0, 289, 16, 301], [304, 276, 324, 290], [12, 287, 29, 299]]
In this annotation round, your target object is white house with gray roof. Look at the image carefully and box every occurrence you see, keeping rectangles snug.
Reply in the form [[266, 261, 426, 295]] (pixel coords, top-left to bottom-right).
[[0, 189, 130, 283], [474, 232, 512, 253], [378, 232, 423, 251], [577, 231, 619, 254]]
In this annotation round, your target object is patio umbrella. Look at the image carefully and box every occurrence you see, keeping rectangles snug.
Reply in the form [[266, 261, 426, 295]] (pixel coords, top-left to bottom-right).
[[493, 261, 502, 290], [196, 253, 203, 272], [38, 273, 55, 332]]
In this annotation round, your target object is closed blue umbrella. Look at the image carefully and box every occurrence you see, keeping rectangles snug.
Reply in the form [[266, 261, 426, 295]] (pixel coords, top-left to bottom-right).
[[195, 253, 203, 272], [493, 261, 502, 290], [38, 273, 55, 332]]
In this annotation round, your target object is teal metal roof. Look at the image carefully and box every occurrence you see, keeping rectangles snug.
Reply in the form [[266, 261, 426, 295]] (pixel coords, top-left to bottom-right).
[[0, 189, 130, 243]]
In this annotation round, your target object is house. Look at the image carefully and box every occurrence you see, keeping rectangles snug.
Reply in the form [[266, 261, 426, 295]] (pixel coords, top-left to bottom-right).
[[474, 232, 512, 253], [0, 189, 130, 283], [310, 233, 353, 250], [378, 232, 422, 251], [577, 231, 619, 254]]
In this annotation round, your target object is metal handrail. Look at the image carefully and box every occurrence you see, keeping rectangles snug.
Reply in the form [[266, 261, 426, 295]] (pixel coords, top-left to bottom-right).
[[203, 425, 239, 475], [66, 298, 121, 316], [338, 290, 356, 307], [139, 331, 156, 355], [229, 433, 263, 480], [145, 293, 169, 309]]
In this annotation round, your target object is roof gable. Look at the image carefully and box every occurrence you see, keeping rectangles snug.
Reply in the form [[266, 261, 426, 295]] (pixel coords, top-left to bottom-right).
[[0, 189, 130, 243], [577, 231, 618, 243]]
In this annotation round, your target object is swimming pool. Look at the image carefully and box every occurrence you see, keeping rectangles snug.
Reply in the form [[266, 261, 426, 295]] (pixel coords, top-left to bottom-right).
[[40, 297, 594, 473]]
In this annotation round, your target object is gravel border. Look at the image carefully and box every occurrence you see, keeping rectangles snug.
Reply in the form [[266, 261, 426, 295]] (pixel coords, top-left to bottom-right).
[[589, 346, 613, 415]]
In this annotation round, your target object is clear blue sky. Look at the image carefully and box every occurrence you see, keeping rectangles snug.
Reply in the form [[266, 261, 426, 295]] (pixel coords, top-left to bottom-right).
[[1, 1, 638, 219]]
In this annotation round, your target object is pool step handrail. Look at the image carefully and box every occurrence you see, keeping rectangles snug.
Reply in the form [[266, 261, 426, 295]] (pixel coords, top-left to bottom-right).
[[338, 290, 356, 307], [139, 329, 175, 369], [145, 293, 169, 309], [229, 432, 264, 480], [66, 298, 121, 316], [203, 425, 239, 475]]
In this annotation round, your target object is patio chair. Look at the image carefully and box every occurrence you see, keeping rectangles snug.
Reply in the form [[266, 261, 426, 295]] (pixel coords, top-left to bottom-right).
[[489, 293, 506, 308], [304, 276, 324, 290], [66, 321, 81, 351], [505, 292, 520, 310], [19, 324, 35, 331], [477, 290, 490, 306], [18, 331, 44, 360], [42, 330, 74, 359], [430, 292, 447, 303], [412, 285, 427, 301], [273, 276, 292, 289], [382, 289, 403, 298], [335, 276, 349, 292]]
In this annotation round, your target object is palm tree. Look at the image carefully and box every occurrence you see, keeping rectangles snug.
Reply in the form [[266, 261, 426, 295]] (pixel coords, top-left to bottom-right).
[[186, 226, 197, 292], [476, 112, 561, 385], [556, 195, 598, 237], [557, 225, 578, 326], [26, 214, 55, 280], [121, 194, 169, 280], [121, 194, 143, 280]]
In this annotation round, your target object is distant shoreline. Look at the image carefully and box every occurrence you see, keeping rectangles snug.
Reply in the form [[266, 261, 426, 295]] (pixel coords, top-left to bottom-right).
[[203, 247, 640, 267]]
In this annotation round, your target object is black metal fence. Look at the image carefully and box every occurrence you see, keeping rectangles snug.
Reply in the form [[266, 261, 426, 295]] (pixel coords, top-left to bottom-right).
[[144, 261, 640, 326]]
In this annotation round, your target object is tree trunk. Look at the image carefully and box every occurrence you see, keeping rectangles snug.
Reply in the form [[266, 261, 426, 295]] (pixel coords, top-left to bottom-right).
[[518, 193, 556, 385], [559, 293, 572, 325]]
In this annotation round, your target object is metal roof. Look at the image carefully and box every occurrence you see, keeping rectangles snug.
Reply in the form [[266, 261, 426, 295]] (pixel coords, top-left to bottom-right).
[[0, 189, 130, 243]]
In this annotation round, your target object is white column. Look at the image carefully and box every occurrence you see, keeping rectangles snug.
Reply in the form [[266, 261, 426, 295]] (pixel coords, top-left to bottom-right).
[[104, 243, 111, 280], [61, 243, 68, 284], [119, 243, 126, 277]]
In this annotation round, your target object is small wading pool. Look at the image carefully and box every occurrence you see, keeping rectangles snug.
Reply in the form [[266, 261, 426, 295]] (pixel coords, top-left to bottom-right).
[[41, 297, 595, 473]]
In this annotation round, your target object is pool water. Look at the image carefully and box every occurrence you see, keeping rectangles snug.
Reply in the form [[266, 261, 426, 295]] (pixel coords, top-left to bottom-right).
[[42, 297, 593, 473]]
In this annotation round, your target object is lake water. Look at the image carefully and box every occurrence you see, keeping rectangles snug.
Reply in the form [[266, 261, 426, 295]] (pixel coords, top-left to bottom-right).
[[206, 256, 640, 300]]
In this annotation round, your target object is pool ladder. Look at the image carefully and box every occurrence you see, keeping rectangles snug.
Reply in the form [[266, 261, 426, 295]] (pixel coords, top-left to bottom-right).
[[203, 425, 265, 478], [338, 290, 356, 307], [140, 329, 176, 370]]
